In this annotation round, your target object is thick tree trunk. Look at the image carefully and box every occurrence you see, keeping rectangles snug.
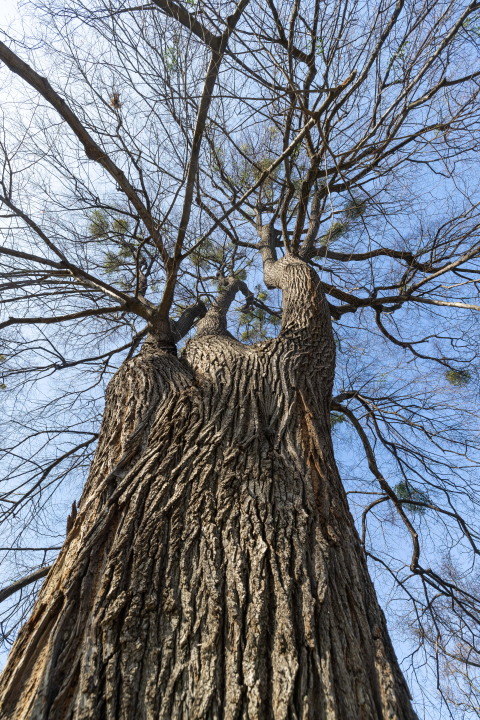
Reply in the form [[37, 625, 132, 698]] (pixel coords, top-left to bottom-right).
[[0, 257, 418, 719]]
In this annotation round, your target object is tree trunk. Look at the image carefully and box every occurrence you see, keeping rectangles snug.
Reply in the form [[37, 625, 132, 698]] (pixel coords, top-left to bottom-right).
[[0, 257, 418, 719]]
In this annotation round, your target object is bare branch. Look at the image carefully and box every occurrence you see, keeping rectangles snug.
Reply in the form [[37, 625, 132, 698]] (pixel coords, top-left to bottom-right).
[[0, 567, 51, 604]]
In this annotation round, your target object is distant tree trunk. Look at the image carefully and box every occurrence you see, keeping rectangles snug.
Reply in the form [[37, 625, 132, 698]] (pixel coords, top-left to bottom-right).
[[0, 256, 418, 719]]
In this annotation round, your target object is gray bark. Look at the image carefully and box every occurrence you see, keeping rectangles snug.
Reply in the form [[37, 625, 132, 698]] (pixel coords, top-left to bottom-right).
[[0, 254, 418, 719]]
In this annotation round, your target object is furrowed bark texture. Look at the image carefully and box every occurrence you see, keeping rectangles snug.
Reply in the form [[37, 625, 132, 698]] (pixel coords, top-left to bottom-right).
[[0, 257, 418, 720]]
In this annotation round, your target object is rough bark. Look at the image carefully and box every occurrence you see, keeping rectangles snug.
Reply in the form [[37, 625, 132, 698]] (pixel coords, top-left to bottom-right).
[[0, 254, 418, 719]]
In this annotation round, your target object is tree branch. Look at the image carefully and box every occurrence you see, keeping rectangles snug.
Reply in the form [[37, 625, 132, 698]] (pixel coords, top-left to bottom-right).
[[0, 245, 152, 320], [0, 566, 51, 604], [151, 0, 219, 48], [332, 400, 421, 572], [0, 306, 126, 331], [195, 276, 252, 337], [170, 299, 207, 342], [0, 40, 170, 266]]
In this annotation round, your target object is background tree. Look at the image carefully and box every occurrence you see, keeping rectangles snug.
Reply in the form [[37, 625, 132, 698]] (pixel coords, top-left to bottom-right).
[[0, 0, 480, 716]]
